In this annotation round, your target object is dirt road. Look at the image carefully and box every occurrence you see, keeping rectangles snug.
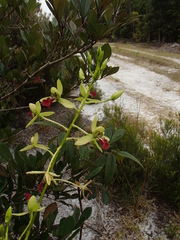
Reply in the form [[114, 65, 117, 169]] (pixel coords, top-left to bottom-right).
[[82, 47, 180, 130]]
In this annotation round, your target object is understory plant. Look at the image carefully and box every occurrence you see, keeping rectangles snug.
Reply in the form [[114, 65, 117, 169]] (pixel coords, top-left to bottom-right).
[[0, 48, 143, 240]]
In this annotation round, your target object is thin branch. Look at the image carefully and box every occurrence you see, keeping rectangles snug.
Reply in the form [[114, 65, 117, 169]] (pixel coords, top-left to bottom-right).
[[0, 41, 96, 103]]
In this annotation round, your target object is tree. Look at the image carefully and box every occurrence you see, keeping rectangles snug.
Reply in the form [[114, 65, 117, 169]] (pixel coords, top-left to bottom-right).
[[0, 0, 137, 111]]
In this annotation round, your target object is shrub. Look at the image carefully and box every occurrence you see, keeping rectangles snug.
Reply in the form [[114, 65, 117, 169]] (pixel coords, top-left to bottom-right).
[[149, 116, 180, 208]]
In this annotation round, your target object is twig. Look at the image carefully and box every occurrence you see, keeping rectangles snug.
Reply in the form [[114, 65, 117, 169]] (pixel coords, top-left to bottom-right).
[[78, 188, 83, 240]]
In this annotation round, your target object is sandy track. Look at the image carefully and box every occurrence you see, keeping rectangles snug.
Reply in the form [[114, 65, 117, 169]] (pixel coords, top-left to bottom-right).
[[82, 51, 180, 130]]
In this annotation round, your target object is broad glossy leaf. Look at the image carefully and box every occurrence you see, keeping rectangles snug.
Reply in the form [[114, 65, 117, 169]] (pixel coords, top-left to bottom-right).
[[87, 167, 102, 180], [95, 154, 106, 168], [0, 144, 13, 162], [105, 154, 116, 186], [80, 0, 91, 19], [74, 207, 92, 229], [110, 129, 124, 144], [105, 128, 113, 140], [54, 216, 75, 237], [101, 43, 111, 61], [118, 151, 143, 168], [101, 189, 109, 205], [78, 146, 89, 159], [43, 202, 58, 232]]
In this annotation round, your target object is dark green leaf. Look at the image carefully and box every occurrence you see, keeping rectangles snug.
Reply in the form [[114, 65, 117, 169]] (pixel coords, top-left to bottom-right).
[[27, 0, 36, 13], [74, 207, 92, 229], [117, 151, 143, 168], [86, 167, 102, 180], [110, 129, 124, 144], [80, 0, 91, 19], [43, 202, 58, 232], [101, 189, 109, 205], [105, 128, 113, 139], [54, 216, 75, 237], [68, 229, 80, 240], [72, 208, 80, 223], [0, 144, 13, 163], [0, 164, 8, 178], [101, 43, 112, 61], [78, 146, 89, 159], [105, 154, 116, 186], [95, 154, 106, 168]]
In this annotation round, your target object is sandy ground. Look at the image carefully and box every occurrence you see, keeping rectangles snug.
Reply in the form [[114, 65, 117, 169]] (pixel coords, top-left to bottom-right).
[[81, 52, 180, 131]]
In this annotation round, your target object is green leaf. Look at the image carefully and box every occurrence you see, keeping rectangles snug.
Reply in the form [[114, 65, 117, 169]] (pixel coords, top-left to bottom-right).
[[54, 216, 75, 237], [101, 43, 112, 61], [0, 144, 13, 162], [74, 207, 92, 229], [87, 167, 102, 180], [117, 151, 143, 168], [105, 128, 113, 140], [95, 154, 106, 168], [78, 146, 89, 159], [0, 164, 8, 178], [110, 129, 124, 144], [43, 202, 58, 232], [80, 0, 91, 19], [105, 154, 116, 186], [101, 189, 109, 205], [27, 0, 36, 13]]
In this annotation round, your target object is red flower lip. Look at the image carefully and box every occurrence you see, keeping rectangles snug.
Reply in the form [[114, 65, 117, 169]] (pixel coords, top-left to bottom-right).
[[90, 91, 96, 98], [41, 98, 55, 108], [24, 193, 32, 202], [28, 111, 34, 118], [99, 138, 110, 150]]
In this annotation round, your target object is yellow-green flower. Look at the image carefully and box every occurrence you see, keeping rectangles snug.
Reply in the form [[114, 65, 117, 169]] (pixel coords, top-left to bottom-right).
[[75, 116, 109, 152], [51, 79, 77, 110], [20, 133, 50, 153], [26, 101, 54, 128]]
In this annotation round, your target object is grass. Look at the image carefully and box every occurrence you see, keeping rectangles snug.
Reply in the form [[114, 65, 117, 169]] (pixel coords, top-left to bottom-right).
[[109, 42, 180, 83]]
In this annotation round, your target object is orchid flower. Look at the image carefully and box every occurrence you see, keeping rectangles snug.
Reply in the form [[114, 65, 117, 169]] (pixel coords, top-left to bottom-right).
[[75, 115, 109, 152], [26, 101, 54, 128]]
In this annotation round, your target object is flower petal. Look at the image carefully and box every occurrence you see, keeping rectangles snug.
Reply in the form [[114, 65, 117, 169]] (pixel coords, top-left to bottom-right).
[[91, 116, 97, 133], [75, 134, 94, 146], [26, 116, 37, 128], [59, 98, 76, 109], [57, 79, 63, 95]]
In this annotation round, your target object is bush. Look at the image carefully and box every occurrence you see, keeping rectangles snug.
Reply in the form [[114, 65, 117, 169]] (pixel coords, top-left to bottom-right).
[[103, 104, 149, 201], [149, 116, 180, 208]]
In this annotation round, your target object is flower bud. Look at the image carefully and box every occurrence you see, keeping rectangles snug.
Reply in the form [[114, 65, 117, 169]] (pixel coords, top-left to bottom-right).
[[29, 103, 37, 114], [80, 82, 86, 97], [96, 48, 104, 64], [87, 51, 92, 66], [28, 195, 38, 213], [111, 90, 124, 100], [51, 87, 61, 97], [79, 68, 85, 81], [5, 206, 12, 223], [100, 58, 108, 73]]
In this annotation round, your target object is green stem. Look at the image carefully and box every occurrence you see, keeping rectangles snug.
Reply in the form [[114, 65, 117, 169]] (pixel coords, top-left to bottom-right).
[[42, 116, 68, 131], [37, 147, 53, 156], [25, 77, 95, 239], [73, 124, 88, 135], [5, 223, 9, 240], [19, 213, 33, 240]]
